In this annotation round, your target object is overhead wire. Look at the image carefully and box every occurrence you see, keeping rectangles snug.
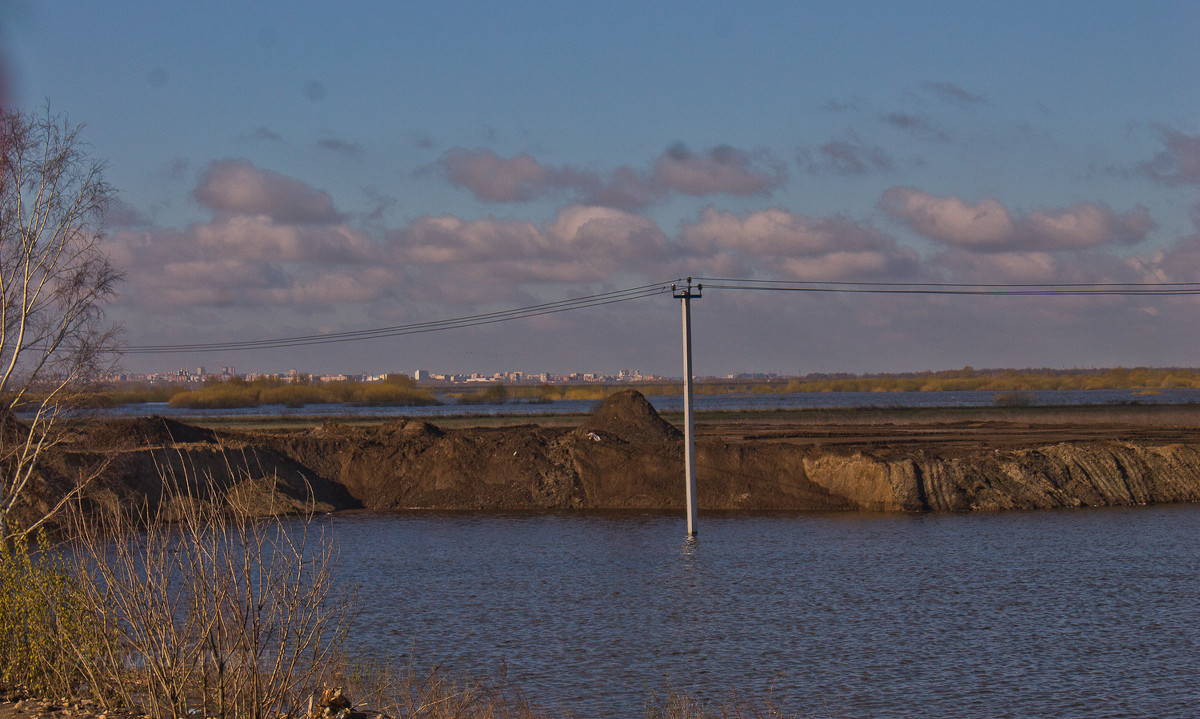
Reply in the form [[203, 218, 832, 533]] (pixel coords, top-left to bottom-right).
[[124, 275, 1200, 355], [124, 280, 678, 354], [691, 277, 1200, 296], [692, 276, 1200, 288]]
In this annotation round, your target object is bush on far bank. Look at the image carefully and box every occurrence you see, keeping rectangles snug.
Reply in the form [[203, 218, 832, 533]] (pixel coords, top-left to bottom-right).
[[167, 378, 441, 410]]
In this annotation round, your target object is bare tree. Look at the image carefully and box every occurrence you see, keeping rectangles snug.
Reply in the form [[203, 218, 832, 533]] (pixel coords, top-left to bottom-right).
[[0, 104, 121, 541]]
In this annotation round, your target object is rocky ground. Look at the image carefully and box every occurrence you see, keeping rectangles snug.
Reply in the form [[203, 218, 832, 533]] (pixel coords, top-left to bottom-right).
[[0, 687, 376, 719], [0, 691, 132, 719]]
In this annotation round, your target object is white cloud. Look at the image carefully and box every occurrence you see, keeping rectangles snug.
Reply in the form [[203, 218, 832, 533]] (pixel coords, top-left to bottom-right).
[[388, 205, 672, 290], [194, 159, 342, 224], [441, 149, 552, 203], [879, 187, 1155, 252], [680, 207, 917, 280]]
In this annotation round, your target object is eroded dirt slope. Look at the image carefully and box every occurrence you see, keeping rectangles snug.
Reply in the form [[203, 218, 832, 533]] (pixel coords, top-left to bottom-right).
[[246, 390, 1200, 513], [18, 391, 1200, 523]]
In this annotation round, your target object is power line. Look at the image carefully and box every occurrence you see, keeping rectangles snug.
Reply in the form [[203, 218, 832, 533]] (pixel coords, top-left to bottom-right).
[[124, 275, 1200, 355], [693, 277, 1200, 296], [694, 276, 1200, 288], [124, 281, 677, 354]]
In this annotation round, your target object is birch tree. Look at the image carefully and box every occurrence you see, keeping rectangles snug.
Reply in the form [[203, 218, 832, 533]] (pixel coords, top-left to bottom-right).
[[0, 105, 121, 541]]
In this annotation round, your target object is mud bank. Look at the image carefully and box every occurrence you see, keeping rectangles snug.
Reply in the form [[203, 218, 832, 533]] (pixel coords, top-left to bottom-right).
[[20, 391, 1200, 524]]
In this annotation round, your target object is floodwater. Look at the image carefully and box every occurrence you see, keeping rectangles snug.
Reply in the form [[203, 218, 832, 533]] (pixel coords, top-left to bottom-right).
[[317, 505, 1200, 718], [91, 387, 1200, 421]]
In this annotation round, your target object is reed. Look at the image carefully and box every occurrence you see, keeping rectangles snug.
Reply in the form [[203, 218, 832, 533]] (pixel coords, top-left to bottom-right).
[[453, 384, 513, 405], [169, 386, 263, 409], [167, 379, 440, 410]]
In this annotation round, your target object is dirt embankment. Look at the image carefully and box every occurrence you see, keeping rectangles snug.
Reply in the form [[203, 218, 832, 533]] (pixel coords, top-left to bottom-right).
[[23, 391, 1200, 522], [14, 417, 355, 529]]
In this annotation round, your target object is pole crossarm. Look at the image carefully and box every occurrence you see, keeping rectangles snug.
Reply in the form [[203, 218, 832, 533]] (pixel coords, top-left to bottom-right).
[[672, 277, 703, 300]]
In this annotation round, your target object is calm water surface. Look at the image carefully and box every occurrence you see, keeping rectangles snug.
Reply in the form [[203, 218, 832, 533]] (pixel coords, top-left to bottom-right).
[[90, 387, 1200, 420], [321, 506, 1200, 718]]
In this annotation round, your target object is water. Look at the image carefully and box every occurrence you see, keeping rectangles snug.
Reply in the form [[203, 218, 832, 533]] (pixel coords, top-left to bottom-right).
[[90, 387, 1200, 420], [318, 506, 1200, 718]]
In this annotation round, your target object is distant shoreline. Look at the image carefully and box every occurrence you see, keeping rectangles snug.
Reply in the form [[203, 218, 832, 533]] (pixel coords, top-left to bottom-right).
[[121, 400, 1200, 433]]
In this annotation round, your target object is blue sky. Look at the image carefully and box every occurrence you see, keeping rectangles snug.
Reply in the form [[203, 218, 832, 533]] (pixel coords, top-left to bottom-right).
[[4, 1, 1200, 376]]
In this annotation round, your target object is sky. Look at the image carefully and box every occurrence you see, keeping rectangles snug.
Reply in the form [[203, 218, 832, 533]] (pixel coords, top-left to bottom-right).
[[4, 1, 1200, 378]]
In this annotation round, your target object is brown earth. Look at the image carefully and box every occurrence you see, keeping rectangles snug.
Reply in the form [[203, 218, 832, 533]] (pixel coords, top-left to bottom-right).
[[13, 390, 1200, 528]]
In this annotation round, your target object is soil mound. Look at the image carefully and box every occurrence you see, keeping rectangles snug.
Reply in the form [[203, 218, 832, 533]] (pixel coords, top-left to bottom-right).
[[101, 415, 218, 447], [374, 418, 445, 441], [576, 390, 682, 444], [307, 420, 359, 440], [401, 419, 445, 438]]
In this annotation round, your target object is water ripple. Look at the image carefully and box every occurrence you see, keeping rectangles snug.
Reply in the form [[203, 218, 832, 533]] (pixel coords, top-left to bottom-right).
[[325, 506, 1200, 717]]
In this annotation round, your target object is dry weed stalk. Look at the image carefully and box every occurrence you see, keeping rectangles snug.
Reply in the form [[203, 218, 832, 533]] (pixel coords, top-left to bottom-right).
[[340, 655, 550, 719], [61, 457, 354, 718]]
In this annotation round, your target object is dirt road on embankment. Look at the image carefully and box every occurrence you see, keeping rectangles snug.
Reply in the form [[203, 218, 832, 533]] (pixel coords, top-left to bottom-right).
[[16, 392, 1200, 527]]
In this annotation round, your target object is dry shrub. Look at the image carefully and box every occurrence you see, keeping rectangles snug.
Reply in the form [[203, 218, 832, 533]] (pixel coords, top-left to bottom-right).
[[0, 530, 105, 701], [59, 460, 355, 719]]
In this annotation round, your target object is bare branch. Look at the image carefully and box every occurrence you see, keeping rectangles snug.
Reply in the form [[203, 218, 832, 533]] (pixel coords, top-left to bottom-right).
[[0, 103, 122, 541]]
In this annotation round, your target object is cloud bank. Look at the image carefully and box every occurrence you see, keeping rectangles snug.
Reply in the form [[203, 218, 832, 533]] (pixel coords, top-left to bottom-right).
[[115, 161, 1189, 316], [879, 187, 1155, 252], [106, 154, 1200, 374]]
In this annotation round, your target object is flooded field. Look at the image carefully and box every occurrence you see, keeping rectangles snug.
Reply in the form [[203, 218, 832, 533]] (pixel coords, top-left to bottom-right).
[[326, 505, 1200, 717]]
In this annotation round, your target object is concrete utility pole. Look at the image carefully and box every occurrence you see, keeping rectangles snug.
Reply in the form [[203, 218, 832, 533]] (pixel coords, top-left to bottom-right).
[[673, 278, 702, 537]]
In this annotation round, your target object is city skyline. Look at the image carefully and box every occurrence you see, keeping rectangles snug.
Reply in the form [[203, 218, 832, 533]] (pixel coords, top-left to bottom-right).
[[4, 2, 1199, 376], [110, 366, 667, 384]]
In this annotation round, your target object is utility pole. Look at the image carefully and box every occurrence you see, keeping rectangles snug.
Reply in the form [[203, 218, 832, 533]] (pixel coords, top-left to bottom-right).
[[673, 277, 701, 537]]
